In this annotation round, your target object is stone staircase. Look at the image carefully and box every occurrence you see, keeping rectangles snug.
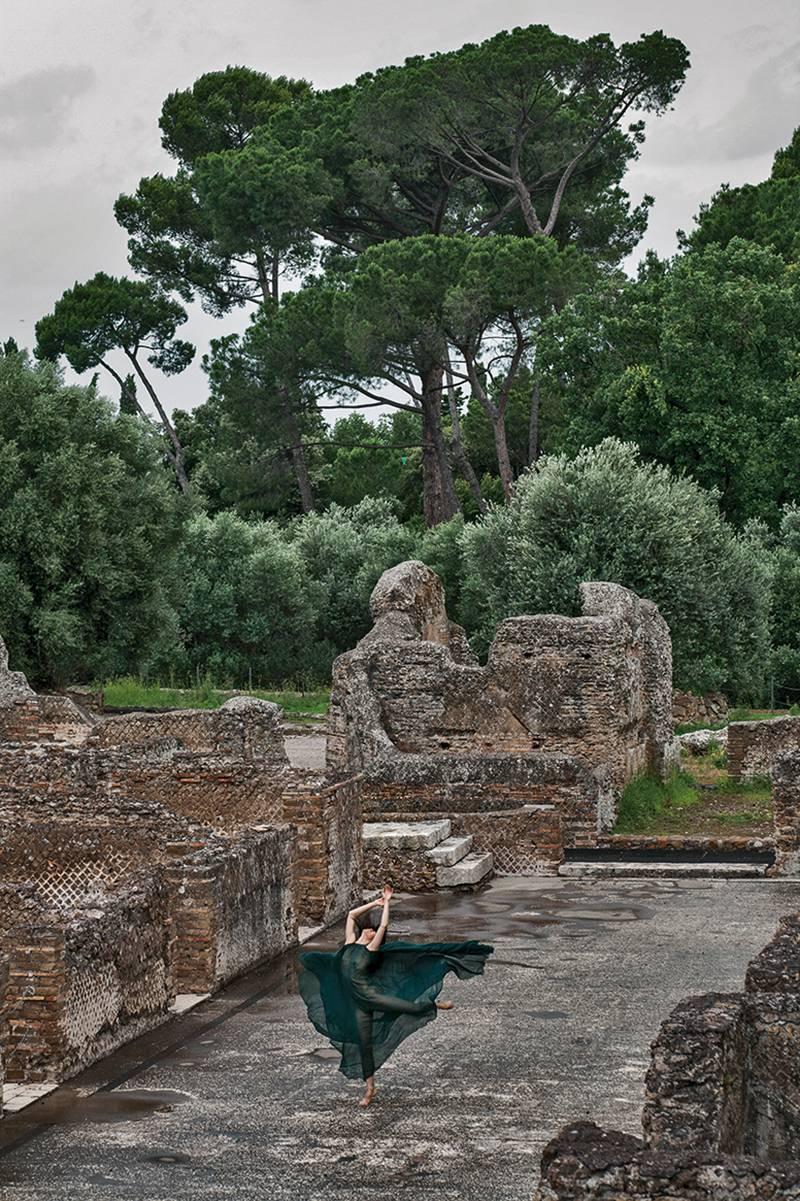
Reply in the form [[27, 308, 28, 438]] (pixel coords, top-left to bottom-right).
[[363, 820, 494, 890]]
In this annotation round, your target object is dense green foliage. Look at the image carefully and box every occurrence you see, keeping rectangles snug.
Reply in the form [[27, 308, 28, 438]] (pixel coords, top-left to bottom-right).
[[7, 29, 800, 704], [460, 439, 772, 696], [0, 350, 184, 684], [541, 240, 800, 525]]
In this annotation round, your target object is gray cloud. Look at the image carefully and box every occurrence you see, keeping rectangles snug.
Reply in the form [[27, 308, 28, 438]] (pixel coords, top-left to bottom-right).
[[645, 39, 800, 166], [0, 65, 95, 155]]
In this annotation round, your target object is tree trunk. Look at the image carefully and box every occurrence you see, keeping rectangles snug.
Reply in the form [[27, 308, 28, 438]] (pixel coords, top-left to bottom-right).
[[285, 409, 315, 513], [491, 411, 515, 503], [528, 380, 541, 465], [420, 364, 461, 527], [126, 354, 190, 494], [445, 356, 486, 513]]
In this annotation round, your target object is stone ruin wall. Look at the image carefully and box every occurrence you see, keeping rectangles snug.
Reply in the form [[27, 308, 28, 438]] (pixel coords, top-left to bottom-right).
[[729, 716, 800, 781], [773, 752, 800, 880], [535, 913, 800, 1200], [0, 875, 174, 1085], [329, 562, 676, 855], [164, 827, 295, 994], [672, 688, 729, 727], [0, 636, 362, 1095], [363, 805, 563, 891]]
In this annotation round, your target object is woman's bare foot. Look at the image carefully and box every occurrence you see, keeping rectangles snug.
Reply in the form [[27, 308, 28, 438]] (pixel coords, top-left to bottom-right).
[[436, 1000, 454, 1010], [359, 1084, 376, 1107]]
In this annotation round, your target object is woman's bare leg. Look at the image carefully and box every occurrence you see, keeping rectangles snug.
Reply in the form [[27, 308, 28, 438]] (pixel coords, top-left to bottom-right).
[[355, 1009, 376, 1106], [360, 1075, 376, 1107]]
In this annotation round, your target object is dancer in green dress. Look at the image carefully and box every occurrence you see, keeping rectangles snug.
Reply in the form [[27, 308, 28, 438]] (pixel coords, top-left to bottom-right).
[[299, 884, 493, 1106]]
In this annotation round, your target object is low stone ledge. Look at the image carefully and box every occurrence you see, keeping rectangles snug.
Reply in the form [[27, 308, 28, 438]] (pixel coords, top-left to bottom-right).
[[596, 834, 774, 855], [535, 1123, 800, 1201]]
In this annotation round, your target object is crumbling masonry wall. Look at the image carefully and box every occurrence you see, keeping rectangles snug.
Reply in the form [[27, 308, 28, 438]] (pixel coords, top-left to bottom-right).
[[535, 913, 800, 1200], [729, 716, 800, 781], [165, 827, 295, 993], [328, 562, 676, 851], [0, 656, 361, 929], [774, 752, 800, 876], [0, 876, 174, 1085], [0, 635, 361, 1089]]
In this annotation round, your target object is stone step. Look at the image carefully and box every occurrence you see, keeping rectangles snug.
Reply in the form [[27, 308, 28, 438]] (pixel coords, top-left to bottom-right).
[[436, 851, 494, 888], [558, 860, 769, 880], [425, 834, 474, 867], [362, 819, 451, 851]]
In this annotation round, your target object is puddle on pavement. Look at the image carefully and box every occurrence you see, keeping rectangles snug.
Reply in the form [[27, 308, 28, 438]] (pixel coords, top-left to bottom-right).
[[144, 1151, 193, 1165], [308, 1047, 340, 1062], [303, 885, 656, 968], [15, 1088, 191, 1125]]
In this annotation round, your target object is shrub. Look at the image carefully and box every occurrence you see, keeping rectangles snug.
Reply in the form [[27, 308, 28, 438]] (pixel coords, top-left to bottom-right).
[[289, 497, 417, 657], [460, 438, 771, 697], [0, 350, 184, 686], [165, 511, 317, 684]]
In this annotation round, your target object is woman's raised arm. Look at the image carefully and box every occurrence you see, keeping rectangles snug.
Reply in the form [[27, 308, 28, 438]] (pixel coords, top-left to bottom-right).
[[345, 896, 382, 944], [367, 885, 394, 951]]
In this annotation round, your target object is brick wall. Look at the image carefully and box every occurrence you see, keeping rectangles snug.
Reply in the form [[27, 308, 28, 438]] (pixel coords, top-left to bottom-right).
[[281, 774, 362, 927], [772, 752, 800, 876], [362, 754, 609, 849], [0, 696, 93, 746], [728, 716, 800, 781], [672, 689, 729, 727], [0, 950, 7, 1115], [165, 828, 296, 993], [1, 875, 174, 1084]]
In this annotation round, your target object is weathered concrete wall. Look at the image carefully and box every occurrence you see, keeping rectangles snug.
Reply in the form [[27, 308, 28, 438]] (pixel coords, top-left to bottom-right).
[[0, 875, 174, 1084], [537, 913, 800, 1199], [329, 562, 675, 847], [729, 716, 800, 781]]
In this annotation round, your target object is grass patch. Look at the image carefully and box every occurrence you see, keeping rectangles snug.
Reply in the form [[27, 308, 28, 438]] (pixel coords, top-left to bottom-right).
[[728, 708, 789, 723], [674, 719, 728, 735], [675, 709, 789, 735], [101, 677, 329, 717], [615, 771, 700, 834], [617, 747, 774, 838]]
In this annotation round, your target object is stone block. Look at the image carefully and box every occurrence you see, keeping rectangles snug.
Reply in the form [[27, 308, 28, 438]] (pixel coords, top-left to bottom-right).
[[362, 820, 451, 850], [425, 835, 473, 865], [436, 851, 493, 887]]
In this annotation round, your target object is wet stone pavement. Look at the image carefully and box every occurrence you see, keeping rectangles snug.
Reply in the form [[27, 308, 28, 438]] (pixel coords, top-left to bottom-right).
[[1, 876, 798, 1201]]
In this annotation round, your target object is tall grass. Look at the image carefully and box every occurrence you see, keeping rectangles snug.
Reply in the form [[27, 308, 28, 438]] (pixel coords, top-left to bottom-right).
[[614, 771, 700, 834]]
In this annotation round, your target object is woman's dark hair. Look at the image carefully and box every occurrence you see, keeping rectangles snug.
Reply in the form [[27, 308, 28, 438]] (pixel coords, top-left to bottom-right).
[[355, 911, 383, 935]]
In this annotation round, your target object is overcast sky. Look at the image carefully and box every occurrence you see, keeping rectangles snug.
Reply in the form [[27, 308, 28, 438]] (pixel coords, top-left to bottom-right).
[[2, 0, 799, 415]]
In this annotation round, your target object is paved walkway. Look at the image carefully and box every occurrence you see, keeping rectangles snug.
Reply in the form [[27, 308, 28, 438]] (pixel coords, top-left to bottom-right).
[[1, 877, 798, 1201]]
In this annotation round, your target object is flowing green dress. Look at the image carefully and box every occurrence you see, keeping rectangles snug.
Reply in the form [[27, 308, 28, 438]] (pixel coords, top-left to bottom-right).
[[299, 939, 493, 1080]]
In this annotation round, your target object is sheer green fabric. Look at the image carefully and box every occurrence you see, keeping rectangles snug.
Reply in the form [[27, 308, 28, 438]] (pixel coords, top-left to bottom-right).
[[299, 940, 494, 1080]]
